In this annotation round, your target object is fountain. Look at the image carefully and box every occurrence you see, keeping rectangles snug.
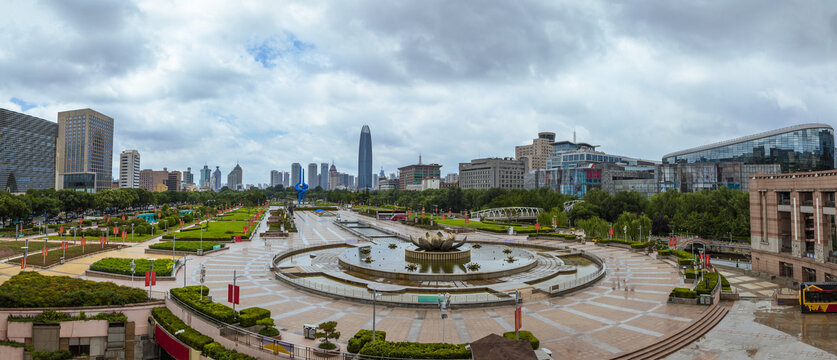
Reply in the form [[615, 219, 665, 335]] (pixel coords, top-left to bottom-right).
[[405, 232, 471, 262]]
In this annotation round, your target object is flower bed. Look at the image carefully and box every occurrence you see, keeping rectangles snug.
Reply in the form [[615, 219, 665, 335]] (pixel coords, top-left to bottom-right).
[[89, 258, 174, 276], [0, 272, 147, 307]]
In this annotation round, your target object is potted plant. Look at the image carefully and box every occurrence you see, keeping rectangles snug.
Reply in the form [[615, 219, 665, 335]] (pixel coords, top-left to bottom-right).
[[313, 321, 341, 356], [257, 318, 280, 339]]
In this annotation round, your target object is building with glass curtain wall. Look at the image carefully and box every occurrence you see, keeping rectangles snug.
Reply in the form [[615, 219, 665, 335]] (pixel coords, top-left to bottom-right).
[[55, 109, 114, 192], [661, 124, 834, 193], [0, 109, 58, 193]]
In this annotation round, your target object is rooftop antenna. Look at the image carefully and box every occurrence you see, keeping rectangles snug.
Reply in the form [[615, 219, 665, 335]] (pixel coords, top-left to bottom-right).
[[573, 128, 577, 143], [419, 153, 422, 165]]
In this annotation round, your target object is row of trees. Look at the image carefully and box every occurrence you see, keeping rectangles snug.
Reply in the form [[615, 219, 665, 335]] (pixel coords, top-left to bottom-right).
[[0, 187, 266, 226], [2, 184, 749, 240]]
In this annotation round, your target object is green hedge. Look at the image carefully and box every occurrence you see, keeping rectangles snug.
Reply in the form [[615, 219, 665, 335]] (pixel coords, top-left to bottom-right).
[[502, 330, 539, 349], [669, 287, 697, 299], [149, 241, 222, 252], [677, 258, 694, 266], [630, 243, 649, 249], [202, 341, 257, 360], [90, 258, 174, 276], [0, 272, 147, 308], [32, 349, 74, 360], [695, 272, 719, 295], [685, 269, 696, 279], [239, 307, 270, 327], [152, 307, 214, 350], [721, 274, 731, 291], [359, 341, 471, 359], [8, 310, 127, 323], [527, 232, 577, 240], [170, 286, 237, 324], [347, 329, 387, 353], [657, 249, 672, 256]]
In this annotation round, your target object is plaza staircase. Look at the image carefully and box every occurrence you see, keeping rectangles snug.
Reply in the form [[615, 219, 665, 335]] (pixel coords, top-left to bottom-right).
[[609, 303, 729, 360]]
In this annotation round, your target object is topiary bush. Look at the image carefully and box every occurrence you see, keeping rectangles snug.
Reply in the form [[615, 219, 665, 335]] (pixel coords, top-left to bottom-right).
[[239, 307, 271, 327], [502, 330, 539, 349]]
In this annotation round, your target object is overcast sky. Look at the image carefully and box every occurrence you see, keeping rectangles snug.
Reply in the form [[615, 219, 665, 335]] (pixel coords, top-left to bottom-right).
[[2, 1, 836, 185]]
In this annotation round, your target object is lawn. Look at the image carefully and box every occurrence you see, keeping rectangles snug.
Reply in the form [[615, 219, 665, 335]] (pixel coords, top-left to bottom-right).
[[0, 241, 61, 259], [11, 244, 119, 268], [217, 208, 260, 222], [149, 241, 223, 252], [0, 272, 147, 307], [90, 258, 175, 276], [163, 220, 254, 241], [435, 218, 551, 233]]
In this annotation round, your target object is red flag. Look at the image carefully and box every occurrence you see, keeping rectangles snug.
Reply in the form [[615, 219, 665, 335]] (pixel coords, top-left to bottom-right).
[[534, 224, 541, 231], [20, 256, 26, 269], [100, 237, 105, 246], [180, 220, 184, 227], [553, 218, 557, 227], [114, 227, 118, 235], [706, 254, 710, 267], [42, 247, 48, 257], [60, 226, 63, 234], [608, 228, 613, 236], [145, 271, 156, 286], [62, 241, 68, 251], [81, 237, 86, 247], [122, 231, 127, 240], [235, 236, 242, 242]]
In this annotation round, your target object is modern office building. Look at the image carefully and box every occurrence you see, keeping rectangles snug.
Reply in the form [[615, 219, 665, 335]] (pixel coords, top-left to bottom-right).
[[270, 170, 281, 187], [358, 125, 373, 190], [515, 132, 556, 171], [0, 109, 58, 193], [398, 156, 442, 190], [227, 164, 243, 190], [749, 171, 837, 283], [525, 163, 658, 198], [55, 108, 114, 192], [444, 173, 459, 184], [212, 166, 222, 191], [166, 170, 182, 191], [662, 124, 834, 192], [459, 158, 526, 190], [328, 163, 339, 190], [182, 167, 194, 186], [283, 171, 290, 187], [320, 162, 329, 190], [307, 163, 319, 188], [140, 169, 170, 192], [118, 150, 140, 189], [291, 163, 301, 186], [200, 165, 211, 189]]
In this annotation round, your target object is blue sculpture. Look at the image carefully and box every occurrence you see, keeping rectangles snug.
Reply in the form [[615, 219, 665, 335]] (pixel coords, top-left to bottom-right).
[[294, 169, 309, 205]]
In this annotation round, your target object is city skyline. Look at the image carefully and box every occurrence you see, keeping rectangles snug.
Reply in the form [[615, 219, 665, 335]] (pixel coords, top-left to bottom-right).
[[2, 2, 836, 186]]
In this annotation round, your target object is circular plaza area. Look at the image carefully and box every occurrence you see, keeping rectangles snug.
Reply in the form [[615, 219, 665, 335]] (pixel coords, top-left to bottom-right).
[[187, 208, 707, 359]]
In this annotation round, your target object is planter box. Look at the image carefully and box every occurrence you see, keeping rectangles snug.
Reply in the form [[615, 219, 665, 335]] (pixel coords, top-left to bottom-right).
[[144, 246, 228, 257], [668, 296, 699, 305]]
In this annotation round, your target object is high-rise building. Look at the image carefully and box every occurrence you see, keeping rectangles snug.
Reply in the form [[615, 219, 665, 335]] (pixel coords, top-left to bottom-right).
[[320, 162, 329, 190], [270, 170, 281, 187], [358, 125, 373, 190], [398, 156, 441, 190], [200, 165, 211, 189], [661, 124, 834, 193], [212, 166, 222, 191], [328, 163, 339, 190], [167, 170, 182, 191], [307, 163, 319, 188], [283, 171, 290, 187], [183, 167, 194, 186], [459, 158, 526, 190], [291, 163, 301, 186], [515, 132, 556, 171], [227, 164, 243, 190], [0, 108, 58, 193], [55, 108, 114, 192], [119, 150, 140, 189]]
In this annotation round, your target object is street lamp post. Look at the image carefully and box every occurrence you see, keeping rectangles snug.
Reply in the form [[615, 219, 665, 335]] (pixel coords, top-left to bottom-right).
[[182, 256, 188, 287], [200, 264, 206, 300], [371, 290, 380, 342], [130, 259, 136, 288], [437, 293, 451, 344]]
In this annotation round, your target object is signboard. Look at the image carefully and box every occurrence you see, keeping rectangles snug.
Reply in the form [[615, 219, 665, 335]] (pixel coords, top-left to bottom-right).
[[417, 295, 438, 303], [155, 325, 190, 360], [212, 245, 222, 250]]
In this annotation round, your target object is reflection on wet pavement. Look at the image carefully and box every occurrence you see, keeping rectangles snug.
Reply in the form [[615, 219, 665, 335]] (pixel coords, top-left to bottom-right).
[[668, 300, 837, 360]]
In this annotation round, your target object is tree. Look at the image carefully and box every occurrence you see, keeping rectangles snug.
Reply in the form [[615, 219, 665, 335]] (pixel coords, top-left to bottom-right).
[[314, 321, 340, 350]]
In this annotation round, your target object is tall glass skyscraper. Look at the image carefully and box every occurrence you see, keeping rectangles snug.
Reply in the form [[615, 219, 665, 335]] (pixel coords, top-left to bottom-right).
[[55, 108, 113, 192], [358, 125, 373, 190]]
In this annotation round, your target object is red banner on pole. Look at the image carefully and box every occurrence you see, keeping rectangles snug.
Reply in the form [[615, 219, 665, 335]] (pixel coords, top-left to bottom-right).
[[534, 224, 541, 231], [227, 284, 240, 304], [62, 241, 68, 251], [608, 228, 614, 236], [553, 219, 557, 227], [235, 236, 242, 242], [60, 226, 63, 234], [145, 271, 156, 286], [465, 218, 469, 224], [20, 256, 26, 269], [114, 227, 118, 235], [81, 237, 86, 247], [180, 220, 184, 227], [122, 231, 127, 240], [42, 247, 48, 258], [514, 307, 522, 331]]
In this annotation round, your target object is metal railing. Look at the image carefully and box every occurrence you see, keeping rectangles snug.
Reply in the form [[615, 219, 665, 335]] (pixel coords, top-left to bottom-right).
[[544, 262, 607, 294]]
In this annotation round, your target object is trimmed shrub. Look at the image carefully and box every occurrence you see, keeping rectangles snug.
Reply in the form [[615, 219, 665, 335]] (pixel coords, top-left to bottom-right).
[[502, 330, 539, 349], [677, 258, 694, 266], [239, 307, 271, 327], [149, 241, 222, 252], [258, 327, 280, 337], [170, 286, 237, 324], [685, 270, 696, 279], [630, 243, 649, 249], [90, 258, 174, 276], [0, 272, 147, 308], [152, 307, 214, 350], [347, 329, 387, 353], [527, 232, 577, 240], [669, 287, 697, 299], [32, 350, 73, 360], [657, 249, 672, 256], [695, 272, 719, 295], [202, 341, 258, 360], [359, 341, 471, 359]]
